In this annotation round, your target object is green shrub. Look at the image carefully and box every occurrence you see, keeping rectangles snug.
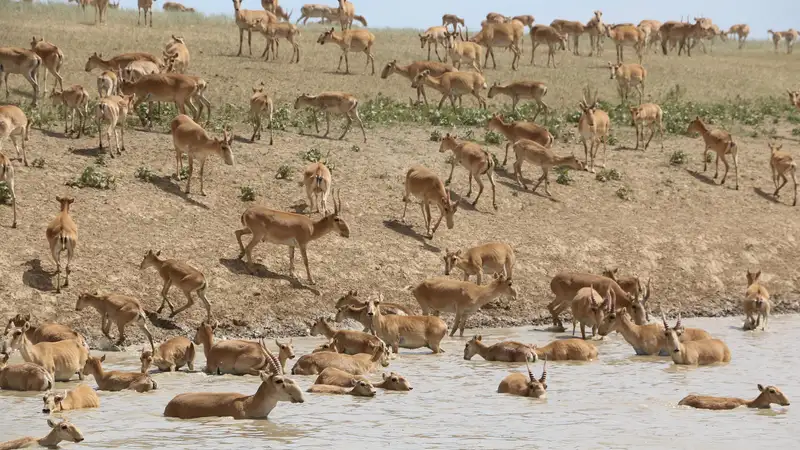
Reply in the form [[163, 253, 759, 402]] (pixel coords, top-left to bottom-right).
[[555, 167, 574, 185], [239, 186, 256, 201], [596, 168, 622, 182], [484, 130, 503, 145], [276, 164, 293, 180], [135, 167, 155, 182], [67, 166, 116, 190], [616, 186, 633, 201], [670, 150, 688, 166]]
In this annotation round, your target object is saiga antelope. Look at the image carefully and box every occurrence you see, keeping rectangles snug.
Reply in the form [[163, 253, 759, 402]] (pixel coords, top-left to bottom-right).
[[235, 190, 350, 284], [49, 86, 90, 139], [232, 0, 277, 57], [789, 90, 800, 111], [411, 69, 487, 110], [511, 138, 585, 197], [317, 27, 376, 75], [75, 292, 155, 351], [608, 62, 646, 104], [45, 196, 77, 293], [629, 103, 664, 150], [249, 81, 274, 144], [686, 117, 739, 189], [497, 357, 547, 398], [94, 0, 109, 24], [577, 88, 610, 173], [29, 37, 64, 92], [744, 269, 771, 330], [401, 165, 459, 239], [550, 19, 585, 55], [41, 385, 99, 412], [420, 26, 450, 62], [662, 313, 731, 365], [0, 102, 33, 167], [95, 94, 135, 156], [487, 80, 548, 116], [171, 114, 235, 195], [380, 59, 457, 105], [442, 14, 465, 34], [585, 10, 606, 56], [0, 46, 42, 105], [0, 152, 16, 227], [366, 298, 448, 353], [0, 353, 53, 391], [679, 385, 790, 410], [336, 0, 355, 30], [486, 114, 553, 166], [4, 314, 82, 345], [0, 419, 84, 449], [294, 92, 366, 142], [139, 249, 212, 320], [768, 142, 797, 206], [443, 242, 515, 285], [470, 22, 522, 70], [529, 25, 566, 68], [304, 162, 332, 214], [726, 24, 750, 49], [438, 133, 497, 209], [138, 0, 155, 26]]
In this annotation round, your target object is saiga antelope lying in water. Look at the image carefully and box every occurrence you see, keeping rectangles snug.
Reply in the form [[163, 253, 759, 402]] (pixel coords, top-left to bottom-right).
[[249, 81, 274, 144], [367, 298, 448, 354], [294, 92, 367, 142], [662, 313, 731, 365], [0, 419, 84, 449], [41, 384, 99, 412], [577, 88, 610, 173], [308, 380, 376, 397], [315, 368, 413, 391], [235, 190, 350, 285], [412, 274, 518, 337], [164, 349, 304, 419], [570, 286, 609, 340], [193, 321, 294, 375], [4, 314, 83, 345], [743, 269, 770, 331], [140, 250, 212, 320], [335, 290, 414, 316], [401, 165, 459, 239], [497, 357, 547, 398], [309, 316, 384, 355], [443, 241, 515, 285], [486, 114, 553, 166], [530, 339, 597, 361], [45, 196, 77, 293], [6, 322, 88, 382], [304, 161, 332, 214], [768, 142, 797, 206], [0, 104, 32, 167], [511, 138, 585, 197], [291, 340, 390, 375], [463, 335, 536, 362], [438, 133, 497, 209], [171, 114, 235, 196], [140, 336, 195, 373], [597, 299, 709, 356], [629, 103, 663, 150], [679, 385, 790, 410], [82, 354, 157, 392], [75, 291, 155, 351], [0, 353, 53, 391], [317, 27, 376, 75], [686, 117, 739, 189]]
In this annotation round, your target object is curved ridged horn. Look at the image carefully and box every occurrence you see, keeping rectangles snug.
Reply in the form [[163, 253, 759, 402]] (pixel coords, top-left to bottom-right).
[[661, 312, 669, 330], [676, 313, 682, 329], [260, 338, 283, 375], [539, 355, 547, 384], [525, 357, 535, 383]]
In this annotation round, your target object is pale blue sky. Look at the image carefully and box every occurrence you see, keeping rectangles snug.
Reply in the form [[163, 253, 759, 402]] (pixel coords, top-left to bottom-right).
[[74, 0, 800, 37]]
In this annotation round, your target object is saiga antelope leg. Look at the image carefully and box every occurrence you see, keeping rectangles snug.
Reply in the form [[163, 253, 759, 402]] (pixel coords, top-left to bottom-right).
[[299, 245, 314, 284], [157, 280, 176, 314], [169, 290, 196, 318]]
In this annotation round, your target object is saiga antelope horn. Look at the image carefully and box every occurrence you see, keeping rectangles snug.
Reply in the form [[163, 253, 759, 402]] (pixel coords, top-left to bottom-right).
[[525, 357, 535, 382], [539, 355, 547, 384]]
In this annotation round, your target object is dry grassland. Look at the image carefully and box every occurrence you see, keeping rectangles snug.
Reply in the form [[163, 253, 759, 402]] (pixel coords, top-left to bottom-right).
[[0, 2, 799, 347]]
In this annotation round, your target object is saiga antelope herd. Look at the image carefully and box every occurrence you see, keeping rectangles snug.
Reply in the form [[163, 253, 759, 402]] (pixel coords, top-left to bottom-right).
[[0, 2, 798, 445]]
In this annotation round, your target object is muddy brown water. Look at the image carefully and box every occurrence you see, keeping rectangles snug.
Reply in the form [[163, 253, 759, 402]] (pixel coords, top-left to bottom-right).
[[1, 315, 796, 448]]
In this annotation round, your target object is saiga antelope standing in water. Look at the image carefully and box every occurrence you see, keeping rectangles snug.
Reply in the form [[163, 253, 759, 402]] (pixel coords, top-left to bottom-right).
[[235, 190, 350, 284], [686, 117, 739, 189], [768, 142, 796, 206], [46, 196, 77, 293], [438, 133, 497, 209], [743, 269, 770, 331]]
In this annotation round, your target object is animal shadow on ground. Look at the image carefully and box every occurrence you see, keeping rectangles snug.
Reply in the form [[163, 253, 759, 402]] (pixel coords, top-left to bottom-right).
[[753, 187, 781, 204], [218, 258, 321, 294], [70, 146, 105, 157], [21, 259, 54, 292], [233, 135, 252, 144], [382, 219, 441, 252], [496, 179, 558, 202], [144, 311, 183, 331], [145, 175, 210, 209], [686, 169, 719, 186]]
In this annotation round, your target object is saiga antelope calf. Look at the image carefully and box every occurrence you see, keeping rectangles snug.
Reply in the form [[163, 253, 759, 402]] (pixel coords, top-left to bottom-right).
[[42, 384, 99, 412], [486, 114, 553, 166], [438, 133, 497, 209], [317, 27, 376, 75], [570, 286, 608, 340], [768, 142, 797, 206], [235, 191, 350, 284], [662, 313, 731, 365], [443, 242, 514, 285], [75, 292, 155, 351], [249, 81, 274, 144], [401, 165, 459, 239], [686, 117, 739, 189], [0, 46, 42, 105], [96, 94, 135, 156], [139, 250, 212, 320], [577, 88, 610, 173], [0, 419, 84, 449], [366, 298, 448, 353], [29, 37, 64, 93], [608, 62, 646, 104], [96, 70, 117, 98], [308, 380, 376, 397], [0, 353, 53, 391], [679, 385, 790, 410], [303, 162, 332, 214], [511, 138, 585, 197], [140, 336, 195, 373], [82, 354, 157, 392], [743, 269, 771, 331], [497, 358, 547, 398], [0, 105, 31, 167], [487, 80, 549, 117], [0, 152, 16, 228], [629, 103, 664, 150], [45, 196, 77, 293], [49, 85, 90, 138], [294, 92, 366, 142], [171, 114, 235, 195], [463, 335, 535, 362], [164, 35, 190, 73]]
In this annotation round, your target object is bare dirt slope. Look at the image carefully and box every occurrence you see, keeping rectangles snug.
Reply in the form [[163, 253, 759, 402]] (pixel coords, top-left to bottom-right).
[[0, 4, 799, 347]]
